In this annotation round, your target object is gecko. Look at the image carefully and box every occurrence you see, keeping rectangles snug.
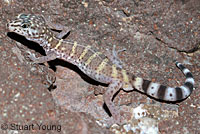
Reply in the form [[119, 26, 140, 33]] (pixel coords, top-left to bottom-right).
[[7, 13, 195, 126]]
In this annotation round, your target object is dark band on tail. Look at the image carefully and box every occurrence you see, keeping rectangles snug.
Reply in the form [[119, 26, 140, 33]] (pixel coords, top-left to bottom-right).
[[186, 73, 193, 78], [176, 62, 185, 70], [142, 80, 151, 93], [184, 82, 193, 92], [175, 87, 183, 100], [157, 85, 167, 99]]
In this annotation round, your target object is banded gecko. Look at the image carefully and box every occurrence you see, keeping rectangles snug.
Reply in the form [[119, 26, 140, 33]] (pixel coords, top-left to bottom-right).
[[7, 14, 195, 125]]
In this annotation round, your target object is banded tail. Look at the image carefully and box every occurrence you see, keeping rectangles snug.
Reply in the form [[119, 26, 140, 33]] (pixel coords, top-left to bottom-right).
[[132, 62, 195, 101]]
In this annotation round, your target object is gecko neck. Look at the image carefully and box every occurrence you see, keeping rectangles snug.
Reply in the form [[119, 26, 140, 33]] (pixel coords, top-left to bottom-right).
[[28, 30, 57, 51]]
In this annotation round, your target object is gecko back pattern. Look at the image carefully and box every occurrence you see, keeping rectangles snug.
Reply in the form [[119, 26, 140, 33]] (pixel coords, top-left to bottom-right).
[[7, 14, 195, 125]]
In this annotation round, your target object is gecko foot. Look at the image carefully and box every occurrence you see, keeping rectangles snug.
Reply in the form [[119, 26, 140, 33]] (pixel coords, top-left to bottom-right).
[[26, 51, 38, 62], [105, 116, 126, 128], [106, 45, 126, 69]]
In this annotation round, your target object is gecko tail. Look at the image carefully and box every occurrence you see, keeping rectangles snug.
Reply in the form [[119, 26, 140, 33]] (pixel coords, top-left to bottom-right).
[[132, 62, 195, 101]]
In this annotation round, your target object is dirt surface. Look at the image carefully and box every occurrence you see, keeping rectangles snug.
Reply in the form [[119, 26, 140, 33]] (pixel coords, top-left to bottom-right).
[[0, 0, 199, 134]]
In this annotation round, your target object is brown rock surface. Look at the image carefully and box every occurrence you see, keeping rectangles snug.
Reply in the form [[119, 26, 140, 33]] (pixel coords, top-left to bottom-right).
[[1, 0, 199, 133]]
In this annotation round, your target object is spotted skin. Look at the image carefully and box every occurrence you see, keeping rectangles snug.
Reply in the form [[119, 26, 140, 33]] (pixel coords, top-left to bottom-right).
[[7, 14, 195, 125]]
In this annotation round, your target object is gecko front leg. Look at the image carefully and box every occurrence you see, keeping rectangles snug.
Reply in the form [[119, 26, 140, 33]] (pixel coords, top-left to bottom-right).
[[50, 24, 71, 39], [44, 16, 71, 39], [104, 80, 123, 126], [27, 50, 57, 63]]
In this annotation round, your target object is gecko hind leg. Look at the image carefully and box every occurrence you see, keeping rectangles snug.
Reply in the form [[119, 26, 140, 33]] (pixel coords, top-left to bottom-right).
[[106, 45, 126, 69], [104, 80, 124, 126]]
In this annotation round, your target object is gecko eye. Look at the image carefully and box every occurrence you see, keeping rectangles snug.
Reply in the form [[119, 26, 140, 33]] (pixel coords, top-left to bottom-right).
[[21, 24, 28, 28]]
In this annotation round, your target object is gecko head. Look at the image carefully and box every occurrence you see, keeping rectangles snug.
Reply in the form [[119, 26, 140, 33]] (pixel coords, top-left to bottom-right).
[[7, 14, 47, 39]]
